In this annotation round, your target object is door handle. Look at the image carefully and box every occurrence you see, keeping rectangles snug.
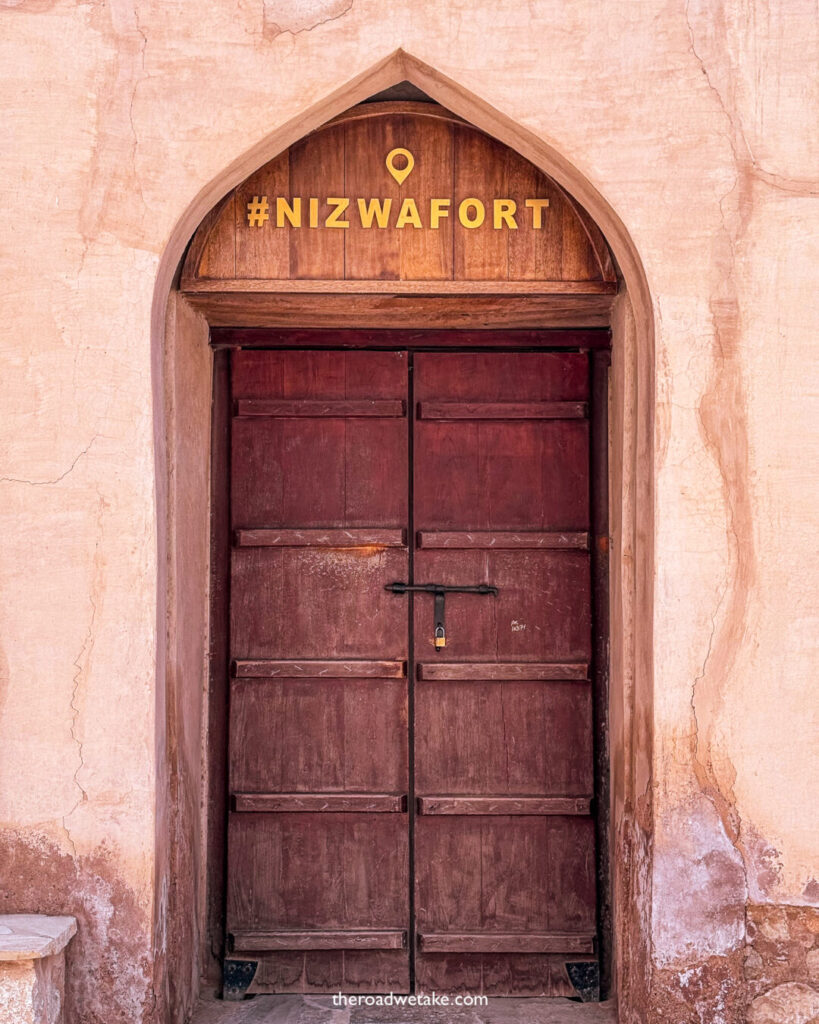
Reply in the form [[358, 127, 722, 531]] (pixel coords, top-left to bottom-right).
[[385, 582, 499, 651]]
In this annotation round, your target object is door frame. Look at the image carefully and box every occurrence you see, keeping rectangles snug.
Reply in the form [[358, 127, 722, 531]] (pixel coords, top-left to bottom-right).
[[205, 328, 612, 997], [154, 63, 658, 1016]]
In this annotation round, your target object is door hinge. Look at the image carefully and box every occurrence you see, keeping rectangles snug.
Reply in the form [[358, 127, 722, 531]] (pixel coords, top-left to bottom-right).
[[566, 959, 600, 1002], [222, 958, 258, 1001]]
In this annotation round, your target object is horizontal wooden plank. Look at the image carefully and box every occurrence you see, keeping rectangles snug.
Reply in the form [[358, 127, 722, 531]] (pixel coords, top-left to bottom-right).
[[417, 531, 588, 550], [417, 662, 589, 681], [211, 328, 612, 350], [232, 659, 406, 679], [325, 100, 469, 128], [417, 796, 591, 816], [190, 293, 617, 331], [234, 528, 406, 548], [232, 929, 407, 952], [234, 793, 407, 813], [418, 932, 595, 954], [235, 398, 405, 418], [185, 278, 617, 295], [417, 401, 587, 420]]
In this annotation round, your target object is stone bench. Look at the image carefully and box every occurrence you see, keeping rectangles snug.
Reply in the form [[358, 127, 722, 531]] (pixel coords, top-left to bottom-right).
[[0, 916, 77, 1024]]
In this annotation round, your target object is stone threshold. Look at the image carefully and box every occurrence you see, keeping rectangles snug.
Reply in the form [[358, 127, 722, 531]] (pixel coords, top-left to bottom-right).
[[192, 992, 618, 1023]]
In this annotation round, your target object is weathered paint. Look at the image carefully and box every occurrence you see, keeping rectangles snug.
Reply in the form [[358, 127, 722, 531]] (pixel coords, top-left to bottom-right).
[[0, 1, 817, 1022], [0, 832, 152, 1023]]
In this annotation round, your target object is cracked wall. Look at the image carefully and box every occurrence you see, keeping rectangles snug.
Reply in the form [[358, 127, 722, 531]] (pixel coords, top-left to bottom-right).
[[0, 1, 817, 1022]]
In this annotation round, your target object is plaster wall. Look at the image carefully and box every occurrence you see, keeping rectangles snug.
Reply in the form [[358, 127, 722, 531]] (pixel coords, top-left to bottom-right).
[[0, 2, 817, 1023]]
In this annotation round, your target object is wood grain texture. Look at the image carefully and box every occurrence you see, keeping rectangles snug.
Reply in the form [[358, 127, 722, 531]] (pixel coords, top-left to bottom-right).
[[231, 548, 408, 659], [417, 401, 587, 420], [415, 680, 592, 797], [591, 347, 613, 996], [506, 141, 559, 282], [187, 291, 616, 328], [234, 794, 407, 813], [224, 345, 600, 994], [235, 528, 406, 548], [182, 103, 616, 290], [235, 399, 406, 417], [414, 953, 577, 997], [232, 930, 407, 951], [186, 278, 616, 294], [235, 151, 289, 279], [344, 115, 402, 280], [231, 348, 408, 398], [250, 949, 409, 994], [228, 813, 409, 930], [324, 101, 468, 127], [232, 415, 408, 526], [417, 662, 589, 680], [414, 816, 596, 934], [414, 423, 590, 530], [231, 351, 407, 530], [417, 797, 592, 816], [232, 659, 406, 678], [417, 531, 589, 550], [411, 350, 597, 994], [212, 328, 611, 349], [399, 114, 455, 279], [414, 352, 590, 535], [412, 552, 591, 662], [206, 350, 231, 981], [229, 676, 407, 797], [227, 348, 412, 991], [418, 932, 594, 954], [194, 196, 236, 279], [288, 125, 346, 280], [453, 126, 508, 281]]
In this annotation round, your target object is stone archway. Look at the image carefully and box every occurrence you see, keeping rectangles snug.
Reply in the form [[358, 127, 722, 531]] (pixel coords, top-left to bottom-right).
[[151, 52, 655, 1022]]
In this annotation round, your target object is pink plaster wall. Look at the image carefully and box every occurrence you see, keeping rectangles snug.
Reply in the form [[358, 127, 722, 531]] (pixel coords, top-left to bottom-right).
[[0, 2, 817, 1022]]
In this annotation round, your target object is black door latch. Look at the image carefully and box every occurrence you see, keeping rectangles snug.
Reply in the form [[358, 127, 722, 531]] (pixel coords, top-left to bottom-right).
[[385, 581, 499, 651]]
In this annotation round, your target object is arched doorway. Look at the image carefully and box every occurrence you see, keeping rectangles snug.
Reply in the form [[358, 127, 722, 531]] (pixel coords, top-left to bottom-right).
[[155, 66, 655, 1018]]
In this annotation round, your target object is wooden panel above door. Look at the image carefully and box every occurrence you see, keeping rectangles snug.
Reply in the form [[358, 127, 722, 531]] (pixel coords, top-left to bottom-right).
[[181, 102, 617, 327]]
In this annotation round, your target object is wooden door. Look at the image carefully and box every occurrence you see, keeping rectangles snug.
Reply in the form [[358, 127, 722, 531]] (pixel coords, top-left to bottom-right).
[[412, 352, 596, 995], [226, 350, 411, 993], [225, 346, 598, 997]]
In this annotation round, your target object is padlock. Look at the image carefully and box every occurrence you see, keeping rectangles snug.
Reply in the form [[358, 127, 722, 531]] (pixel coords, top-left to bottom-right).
[[383, 580, 497, 653]]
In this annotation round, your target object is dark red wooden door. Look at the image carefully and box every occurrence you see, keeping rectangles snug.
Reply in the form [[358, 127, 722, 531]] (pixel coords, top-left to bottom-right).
[[412, 352, 596, 995], [227, 350, 411, 994], [226, 347, 597, 996]]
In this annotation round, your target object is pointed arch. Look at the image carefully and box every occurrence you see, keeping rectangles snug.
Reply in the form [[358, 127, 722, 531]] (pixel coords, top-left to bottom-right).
[[151, 52, 654, 1019]]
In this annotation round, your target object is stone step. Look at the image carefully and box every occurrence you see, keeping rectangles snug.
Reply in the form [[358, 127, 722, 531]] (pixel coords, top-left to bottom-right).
[[0, 915, 77, 1024]]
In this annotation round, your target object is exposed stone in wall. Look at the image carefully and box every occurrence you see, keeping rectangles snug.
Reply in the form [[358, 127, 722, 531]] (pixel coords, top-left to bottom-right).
[[650, 950, 746, 1024], [745, 904, 819, 1005], [649, 797, 747, 1018], [645, 904, 819, 1023], [747, 983, 819, 1024]]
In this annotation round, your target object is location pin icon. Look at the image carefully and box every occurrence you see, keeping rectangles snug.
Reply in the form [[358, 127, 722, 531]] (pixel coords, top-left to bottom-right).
[[386, 148, 414, 186]]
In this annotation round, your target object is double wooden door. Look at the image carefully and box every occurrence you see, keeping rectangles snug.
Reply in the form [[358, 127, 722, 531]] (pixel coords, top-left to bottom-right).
[[225, 345, 598, 996]]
